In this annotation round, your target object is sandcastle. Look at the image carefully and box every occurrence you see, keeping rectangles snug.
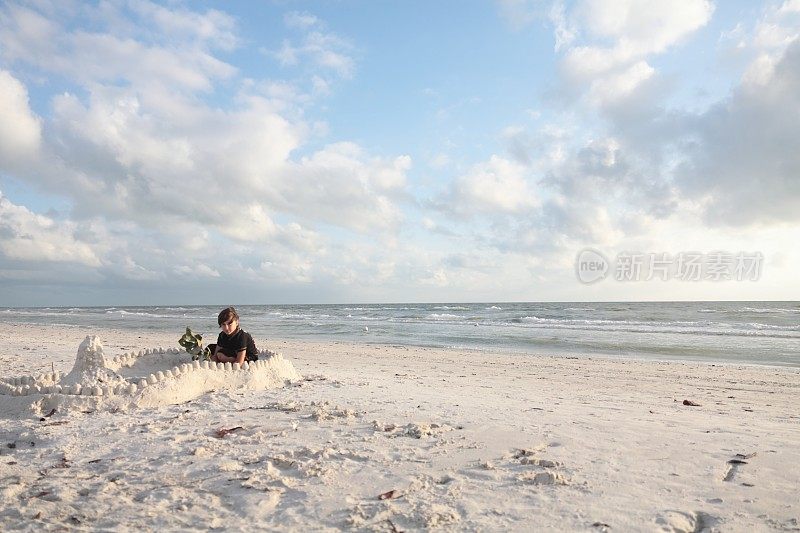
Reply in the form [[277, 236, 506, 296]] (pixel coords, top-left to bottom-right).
[[0, 336, 301, 418]]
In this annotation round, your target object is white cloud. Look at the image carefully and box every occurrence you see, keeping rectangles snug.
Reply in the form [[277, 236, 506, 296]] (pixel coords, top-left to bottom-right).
[[14, 41, 404, 244], [0, 69, 41, 166], [0, 193, 101, 267], [71, 32, 236, 90], [127, 0, 239, 50], [572, 2, 800, 228], [272, 17, 356, 80], [0, 1, 415, 301], [420, 267, 449, 287], [282, 143, 410, 232], [220, 204, 279, 242], [420, 217, 458, 237], [529, 1, 792, 235], [578, 0, 712, 50], [0, 3, 237, 92], [780, 0, 800, 13], [675, 39, 800, 226], [276, 222, 324, 254], [753, 0, 800, 50], [0, 3, 60, 68], [310, 75, 331, 97], [284, 11, 320, 30], [550, 0, 577, 51], [429, 153, 451, 169], [257, 259, 313, 284], [586, 60, 655, 106], [418, 2, 795, 294], [42, 86, 303, 229], [174, 263, 221, 279], [539, 196, 623, 245], [717, 1, 800, 74], [112, 256, 163, 282], [557, 0, 713, 106], [446, 156, 539, 215], [41, 80, 410, 238]]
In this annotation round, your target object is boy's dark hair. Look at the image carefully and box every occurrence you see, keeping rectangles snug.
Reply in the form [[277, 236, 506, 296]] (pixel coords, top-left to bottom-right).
[[218, 306, 239, 326]]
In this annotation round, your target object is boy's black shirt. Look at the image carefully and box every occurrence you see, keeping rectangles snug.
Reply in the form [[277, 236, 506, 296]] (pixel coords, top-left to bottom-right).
[[216, 328, 258, 361]]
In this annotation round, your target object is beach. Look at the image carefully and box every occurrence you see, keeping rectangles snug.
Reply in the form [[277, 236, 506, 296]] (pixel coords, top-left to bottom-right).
[[1, 323, 798, 531], [3, 1, 799, 531]]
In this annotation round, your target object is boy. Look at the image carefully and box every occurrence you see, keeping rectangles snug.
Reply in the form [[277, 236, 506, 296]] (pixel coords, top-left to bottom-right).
[[209, 307, 259, 365]]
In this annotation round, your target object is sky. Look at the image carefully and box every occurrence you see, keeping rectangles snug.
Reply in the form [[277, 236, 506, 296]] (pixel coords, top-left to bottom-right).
[[0, 0, 799, 306]]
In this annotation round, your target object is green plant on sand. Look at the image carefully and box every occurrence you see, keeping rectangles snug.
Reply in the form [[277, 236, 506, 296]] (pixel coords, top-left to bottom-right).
[[178, 327, 212, 361]]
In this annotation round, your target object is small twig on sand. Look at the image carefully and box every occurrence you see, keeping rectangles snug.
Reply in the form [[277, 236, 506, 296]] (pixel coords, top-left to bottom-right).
[[214, 427, 244, 438], [39, 408, 57, 421], [724, 452, 756, 482], [386, 519, 403, 533]]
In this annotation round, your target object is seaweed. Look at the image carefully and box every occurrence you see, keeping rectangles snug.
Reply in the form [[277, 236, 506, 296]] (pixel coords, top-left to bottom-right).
[[178, 327, 211, 361]]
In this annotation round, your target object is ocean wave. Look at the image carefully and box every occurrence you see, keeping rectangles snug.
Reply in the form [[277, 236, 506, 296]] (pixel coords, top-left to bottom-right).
[[344, 314, 385, 321], [427, 313, 461, 320], [486, 306, 503, 310], [1, 309, 86, 317], [342, 306, 423, 311], [699, 306, 800, 314], [508, 317, 799, 338], [738, 306, 800, 314], [745, 322, 799, 330], [267, 311, 338, 321], [514, 316, 710, 327], [11, 321, 88, 329], [432, 306, 470, 310], [104, 310, 178, 319], [513, 315, 798, 330], [268, 312, 311, 319]]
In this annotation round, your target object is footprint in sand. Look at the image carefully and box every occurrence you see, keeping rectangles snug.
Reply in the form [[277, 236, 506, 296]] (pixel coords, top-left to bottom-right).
[[516, 470, 569, 486], [343, 474, 462, 530], [371, 420, 456, 439], [655, 510, 718, 532], [509, 447, 570, 486], [463, 447, 572, 487]]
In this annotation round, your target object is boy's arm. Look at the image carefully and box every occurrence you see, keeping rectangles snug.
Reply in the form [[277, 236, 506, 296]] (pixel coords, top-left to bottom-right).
[[213, 334, 222, 358], [235, 349, 246, 365], [215, 352, 239, 363]]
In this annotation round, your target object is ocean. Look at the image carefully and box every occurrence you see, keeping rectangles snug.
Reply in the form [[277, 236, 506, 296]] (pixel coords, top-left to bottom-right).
[[2, 302, 798, 367]]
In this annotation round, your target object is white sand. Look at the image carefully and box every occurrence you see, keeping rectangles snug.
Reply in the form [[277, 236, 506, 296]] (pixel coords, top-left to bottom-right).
[[0, 324, 798, 531]]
